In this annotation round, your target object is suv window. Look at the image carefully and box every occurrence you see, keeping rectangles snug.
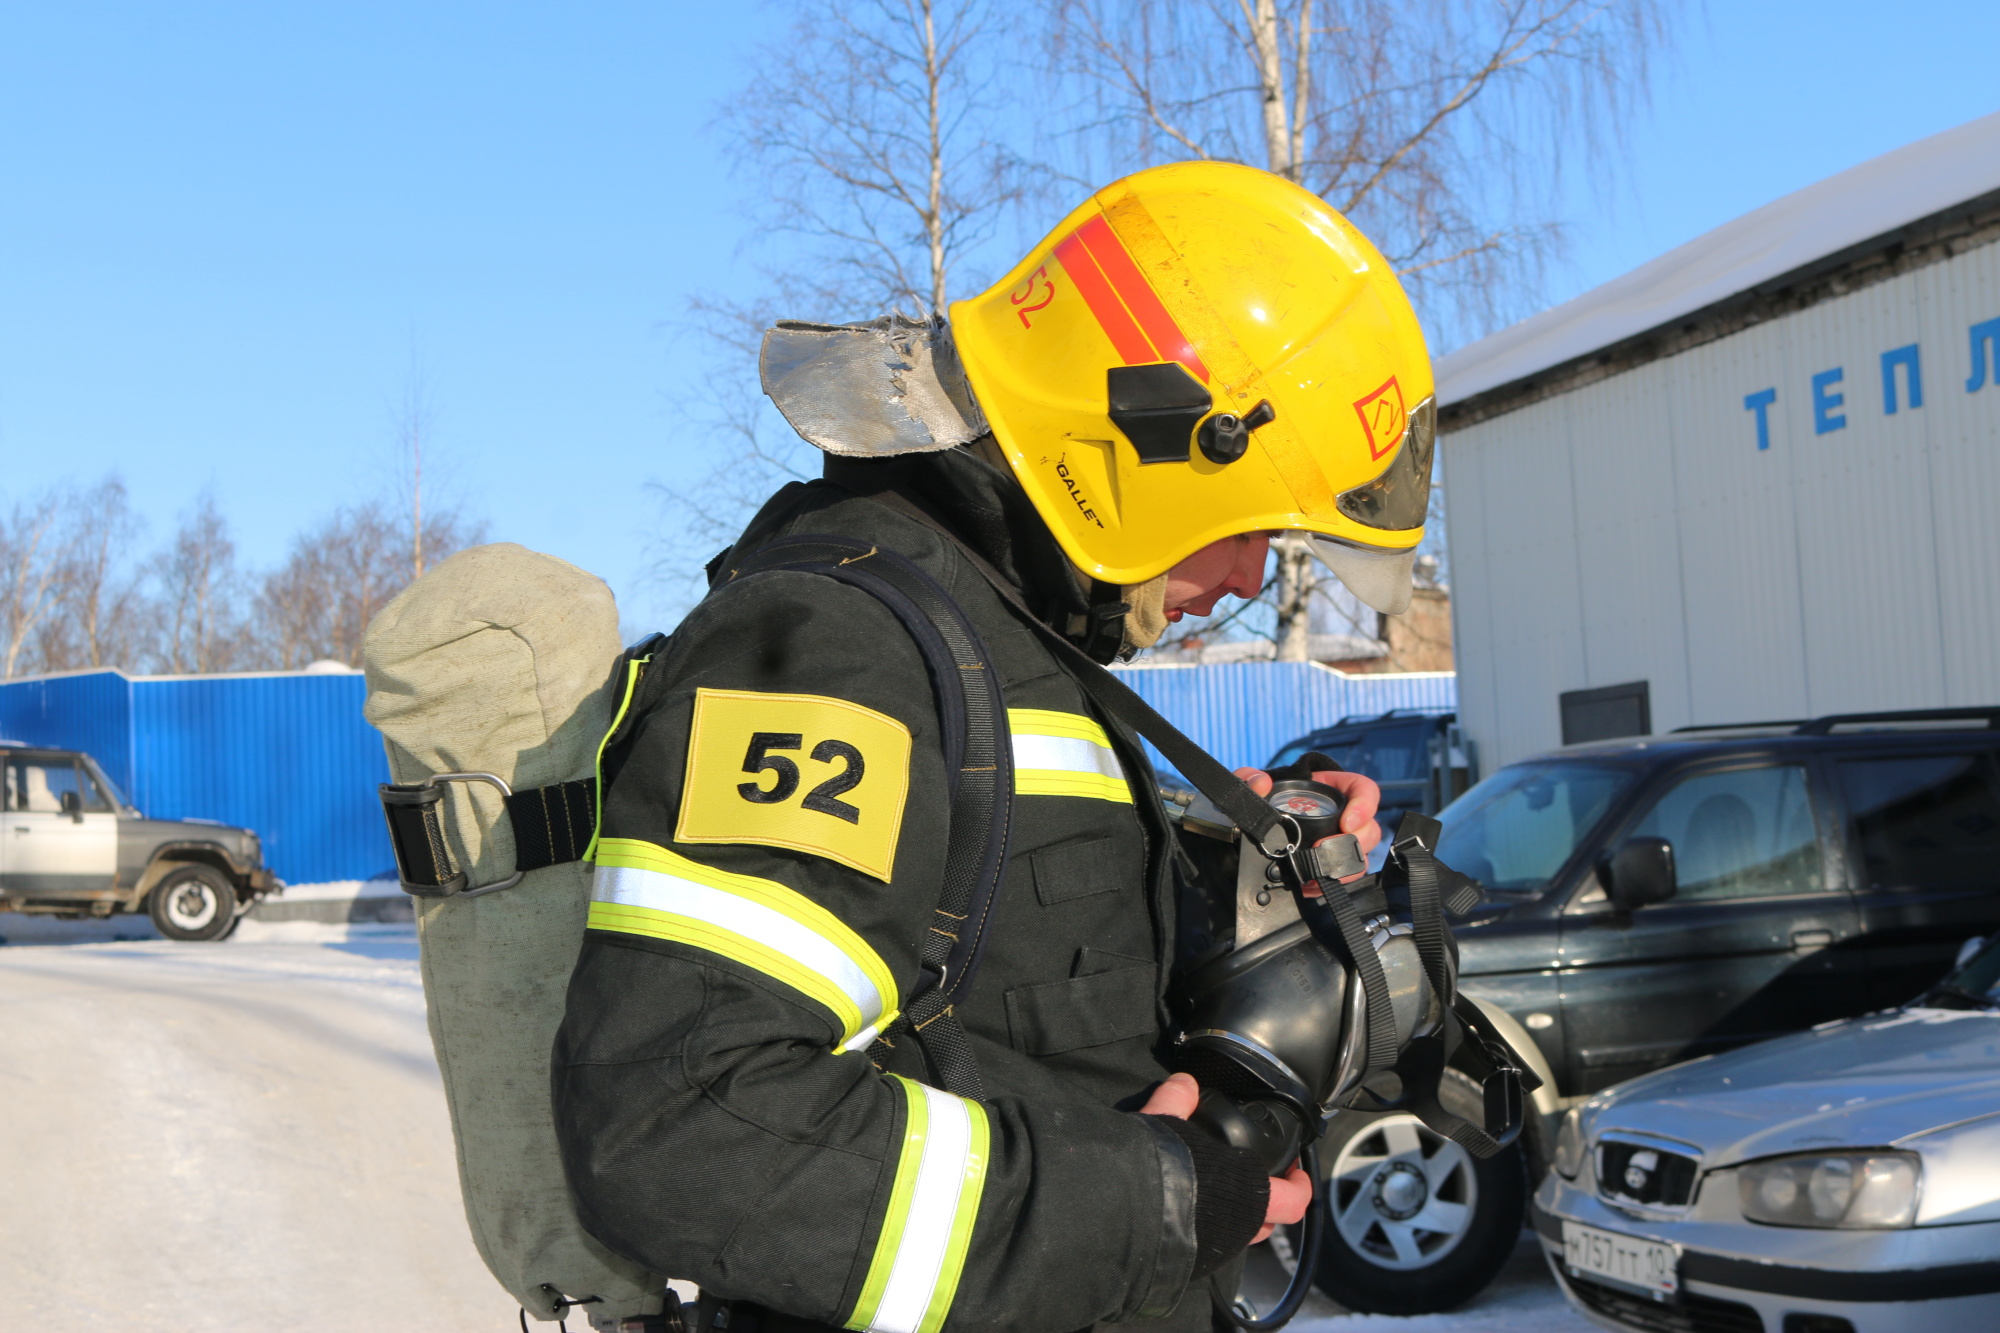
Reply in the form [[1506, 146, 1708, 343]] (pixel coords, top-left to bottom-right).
[[1436, 761, 1633, 894], [1838, 752, 2000, 889], [1270, 721, 1432, 782], [5, 757, 88, 813], [1627, 764, 1823, 901]]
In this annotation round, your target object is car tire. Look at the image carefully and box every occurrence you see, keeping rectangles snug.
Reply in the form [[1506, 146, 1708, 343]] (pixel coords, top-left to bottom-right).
[[1296, 1070, 1527, 1315], [147, 865, 240, 942]]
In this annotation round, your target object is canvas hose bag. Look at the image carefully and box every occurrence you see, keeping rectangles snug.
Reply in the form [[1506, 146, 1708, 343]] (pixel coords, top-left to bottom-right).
[[363, 542, 664, 1328]]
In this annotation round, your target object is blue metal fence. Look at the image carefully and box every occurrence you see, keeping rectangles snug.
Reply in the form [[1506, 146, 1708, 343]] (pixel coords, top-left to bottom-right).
[[1, 661, 1454, 887], [1107, 663, 1457, 775], [1, 670, 388, 886]]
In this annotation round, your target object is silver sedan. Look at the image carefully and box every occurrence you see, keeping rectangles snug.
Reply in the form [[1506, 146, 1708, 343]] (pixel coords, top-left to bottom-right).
[[1533, 935, 2000, 1333]]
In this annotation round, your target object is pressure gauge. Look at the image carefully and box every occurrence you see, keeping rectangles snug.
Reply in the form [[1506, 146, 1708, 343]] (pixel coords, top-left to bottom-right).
[[1264, 778, 1347, 846]]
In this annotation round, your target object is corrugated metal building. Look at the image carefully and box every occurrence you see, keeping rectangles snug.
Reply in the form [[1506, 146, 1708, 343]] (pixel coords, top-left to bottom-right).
[[1438, 111, 2000, 769], [1109, 662, 1456, 774], [0, 669, 387, 886]]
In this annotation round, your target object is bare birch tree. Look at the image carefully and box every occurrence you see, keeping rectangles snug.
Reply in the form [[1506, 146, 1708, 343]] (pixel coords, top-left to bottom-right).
[[723, 0, 1038, 318], [1050, 0, 1671, 656], [392, 372, 442, 582], [29, 478, 150, 672], [0, 489, 75, 677], [654, 0, 1045, 600], [154, 493, 249, 674], [254, 501, 484, 668]]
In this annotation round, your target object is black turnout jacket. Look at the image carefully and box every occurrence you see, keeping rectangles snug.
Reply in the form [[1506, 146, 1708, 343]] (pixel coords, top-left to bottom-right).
[[553, 450, 1261, 1333]]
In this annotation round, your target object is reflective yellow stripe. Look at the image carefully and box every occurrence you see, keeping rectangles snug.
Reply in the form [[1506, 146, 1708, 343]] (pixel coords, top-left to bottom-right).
[[584, 651, 653, 863], [1007, 707, 1113, 746], [847, 1076, 990, 1333], [589, 838, 899, 1052], [1007, 708, 1133, 804]]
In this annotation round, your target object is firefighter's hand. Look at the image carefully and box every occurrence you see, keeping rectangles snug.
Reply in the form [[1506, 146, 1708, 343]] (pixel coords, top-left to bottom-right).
[[1255, 1163, 1311, 1243], [1138, 1073, 1312, 1242], [1235, 766, 1383, 866]]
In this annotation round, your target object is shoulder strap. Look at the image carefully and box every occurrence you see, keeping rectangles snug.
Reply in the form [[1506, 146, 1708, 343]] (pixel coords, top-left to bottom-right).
[[856, 490, 1285, 842], [848, 488, 1426, 1082], [724, 536, 1011, 1101]]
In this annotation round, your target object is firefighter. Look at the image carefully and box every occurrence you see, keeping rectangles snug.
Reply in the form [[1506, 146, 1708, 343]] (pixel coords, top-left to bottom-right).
[[553, 160, 1436, 1333]]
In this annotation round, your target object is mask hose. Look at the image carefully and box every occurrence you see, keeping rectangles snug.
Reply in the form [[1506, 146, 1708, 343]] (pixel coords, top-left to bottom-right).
[[1219, 1139, 1324, 1331]]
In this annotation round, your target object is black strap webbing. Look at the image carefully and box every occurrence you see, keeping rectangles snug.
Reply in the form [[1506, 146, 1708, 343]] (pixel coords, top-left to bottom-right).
[[725, 536, 1012, 1101], [849, 487, 1422, 1083], [507, 778, 598, 872], [856, 489, 1284, 842]]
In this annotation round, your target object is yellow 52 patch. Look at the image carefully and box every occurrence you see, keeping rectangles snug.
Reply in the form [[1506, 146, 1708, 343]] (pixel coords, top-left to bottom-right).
[[676, 687, 913, 882]]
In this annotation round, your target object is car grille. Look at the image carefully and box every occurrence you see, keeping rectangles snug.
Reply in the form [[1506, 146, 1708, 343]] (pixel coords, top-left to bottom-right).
[[1598, 1139, 1700, 1207], [1566, 1273, 1764, 1333]]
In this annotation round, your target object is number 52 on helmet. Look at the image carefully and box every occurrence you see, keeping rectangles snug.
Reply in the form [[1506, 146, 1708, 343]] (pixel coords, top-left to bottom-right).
[[950, 160, 1435, 615]]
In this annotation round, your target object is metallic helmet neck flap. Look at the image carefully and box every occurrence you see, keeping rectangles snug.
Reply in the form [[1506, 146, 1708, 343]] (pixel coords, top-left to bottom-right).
[[948, 161, 1436, 615]]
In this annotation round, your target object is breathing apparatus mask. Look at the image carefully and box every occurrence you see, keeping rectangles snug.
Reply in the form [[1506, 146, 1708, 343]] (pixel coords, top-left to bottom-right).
[[1167, 755, 1539, 1330]]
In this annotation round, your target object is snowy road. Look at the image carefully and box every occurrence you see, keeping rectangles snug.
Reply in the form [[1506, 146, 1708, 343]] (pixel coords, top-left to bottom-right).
[[0, 921, 1596, 1333]]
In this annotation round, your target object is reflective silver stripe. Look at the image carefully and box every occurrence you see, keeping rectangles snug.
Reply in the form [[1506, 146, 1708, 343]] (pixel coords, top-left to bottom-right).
[[1008, 707, 1132, 803], [589, 838, 898, 1052], [847, 1077, 990, 1333], [1012, 732, 1124, 781]]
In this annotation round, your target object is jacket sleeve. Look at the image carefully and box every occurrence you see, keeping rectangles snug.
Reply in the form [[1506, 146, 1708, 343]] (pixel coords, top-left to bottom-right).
[[552, 571, 1204, 1332]]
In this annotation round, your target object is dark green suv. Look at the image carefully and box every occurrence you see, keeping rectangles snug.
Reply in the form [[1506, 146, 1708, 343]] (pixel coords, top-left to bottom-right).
[[1267, 708, 2000, 1315]]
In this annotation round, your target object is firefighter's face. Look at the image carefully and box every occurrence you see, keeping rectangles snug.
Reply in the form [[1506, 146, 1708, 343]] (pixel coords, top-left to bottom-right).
[[1162, 533, 1270, 620]]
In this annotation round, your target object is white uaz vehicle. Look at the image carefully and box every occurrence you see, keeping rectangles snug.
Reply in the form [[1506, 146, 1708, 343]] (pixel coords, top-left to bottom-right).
[[1, 743, 278, 940], [1534, 933, 2000, 1333]]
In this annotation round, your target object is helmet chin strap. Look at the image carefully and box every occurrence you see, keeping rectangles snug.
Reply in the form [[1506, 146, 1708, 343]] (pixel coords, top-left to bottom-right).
[[1070, 578, 1130, 664]]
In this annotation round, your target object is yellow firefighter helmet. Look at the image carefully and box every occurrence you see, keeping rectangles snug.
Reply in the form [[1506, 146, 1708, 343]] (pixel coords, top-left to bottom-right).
[[949, 160, 1434, 613]]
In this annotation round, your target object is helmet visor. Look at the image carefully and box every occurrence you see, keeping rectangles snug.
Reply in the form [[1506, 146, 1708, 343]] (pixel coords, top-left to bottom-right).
[[1305, 537, 1416, 616], [1335, 396, 1435, 532]]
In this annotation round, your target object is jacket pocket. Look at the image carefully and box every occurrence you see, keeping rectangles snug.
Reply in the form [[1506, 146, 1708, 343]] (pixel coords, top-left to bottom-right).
[[1004, 960, 1160, 1055], [1029, 833, 1124, 906]]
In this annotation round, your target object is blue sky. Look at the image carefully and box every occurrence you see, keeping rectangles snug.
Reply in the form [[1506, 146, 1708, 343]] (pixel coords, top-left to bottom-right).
[[4, 2, 1998, 633]]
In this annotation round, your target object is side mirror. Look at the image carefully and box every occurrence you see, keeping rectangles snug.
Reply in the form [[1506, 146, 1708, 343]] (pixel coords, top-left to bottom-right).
[[1603, 836, 1676, 912], [60, 789, 83, 822]]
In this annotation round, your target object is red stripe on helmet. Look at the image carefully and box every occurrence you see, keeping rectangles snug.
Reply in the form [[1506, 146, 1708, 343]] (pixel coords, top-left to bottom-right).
[[1052, 230, 1156, 366], [1074, 215, 1210, 384]]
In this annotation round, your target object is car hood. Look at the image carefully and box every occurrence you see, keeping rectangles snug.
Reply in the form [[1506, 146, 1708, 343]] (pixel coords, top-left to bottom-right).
[[1585, 1008, 2000, 1167]]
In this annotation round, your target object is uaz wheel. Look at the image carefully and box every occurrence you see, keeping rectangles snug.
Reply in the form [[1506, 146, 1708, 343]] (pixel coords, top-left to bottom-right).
[[147, 865, 239, 942], [1289, 1070, 1526, 1314]]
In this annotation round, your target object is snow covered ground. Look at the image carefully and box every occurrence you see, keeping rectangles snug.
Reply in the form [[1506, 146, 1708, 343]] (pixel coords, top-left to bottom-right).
[[0, 918, 1597, 1333]]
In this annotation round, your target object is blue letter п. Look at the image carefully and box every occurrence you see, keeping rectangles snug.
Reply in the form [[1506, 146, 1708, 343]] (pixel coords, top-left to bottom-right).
[[1811, 368, 1846, 434]]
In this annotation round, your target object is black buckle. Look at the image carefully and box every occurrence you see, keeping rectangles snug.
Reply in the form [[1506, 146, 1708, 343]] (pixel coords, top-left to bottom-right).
[[377, 772, 526, 899]]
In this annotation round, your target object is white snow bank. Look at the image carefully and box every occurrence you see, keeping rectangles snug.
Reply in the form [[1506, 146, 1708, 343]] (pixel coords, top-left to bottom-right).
[[249, 878, 413, 927], [0, 938, 516, 1332], [0, 935, 1595, 1332]]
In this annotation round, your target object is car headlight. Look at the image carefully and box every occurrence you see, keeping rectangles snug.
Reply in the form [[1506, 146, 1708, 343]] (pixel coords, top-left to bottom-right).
[[1738, 1152, 1921, 1228], [1553, 1107, 1586, 1179]]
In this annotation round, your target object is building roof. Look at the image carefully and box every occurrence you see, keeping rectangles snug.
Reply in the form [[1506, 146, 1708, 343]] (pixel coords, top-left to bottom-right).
[[1436, 109, 2000, 408]]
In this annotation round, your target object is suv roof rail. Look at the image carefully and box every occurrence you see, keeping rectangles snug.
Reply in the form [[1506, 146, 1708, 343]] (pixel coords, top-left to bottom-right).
[[1330, 707, 1455, 726], [1670, 720, 1807, 734], [1792, 707, 2000, 736]]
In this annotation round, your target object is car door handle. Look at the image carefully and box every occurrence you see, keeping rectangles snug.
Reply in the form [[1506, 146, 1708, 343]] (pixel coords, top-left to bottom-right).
[[1791, 929, 1834, 951]]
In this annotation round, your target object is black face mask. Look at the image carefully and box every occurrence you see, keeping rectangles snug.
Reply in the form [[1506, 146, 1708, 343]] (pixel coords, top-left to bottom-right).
[[1168, 754, 1537, 1331]]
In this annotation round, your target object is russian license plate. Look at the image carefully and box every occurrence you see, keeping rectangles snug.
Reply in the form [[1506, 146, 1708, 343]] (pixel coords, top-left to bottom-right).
[[1562, 1220, 1679, 1298]]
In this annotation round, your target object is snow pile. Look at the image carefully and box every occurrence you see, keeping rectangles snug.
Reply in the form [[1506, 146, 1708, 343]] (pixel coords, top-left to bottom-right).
[[1438, 108, 2000, 405], [0, 935, 516, 1332], [0, 930, 1595, 1331]]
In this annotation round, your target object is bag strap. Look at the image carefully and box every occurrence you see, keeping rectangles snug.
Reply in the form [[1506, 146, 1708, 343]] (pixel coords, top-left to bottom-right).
[[723, 535, 1012, 1101]]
